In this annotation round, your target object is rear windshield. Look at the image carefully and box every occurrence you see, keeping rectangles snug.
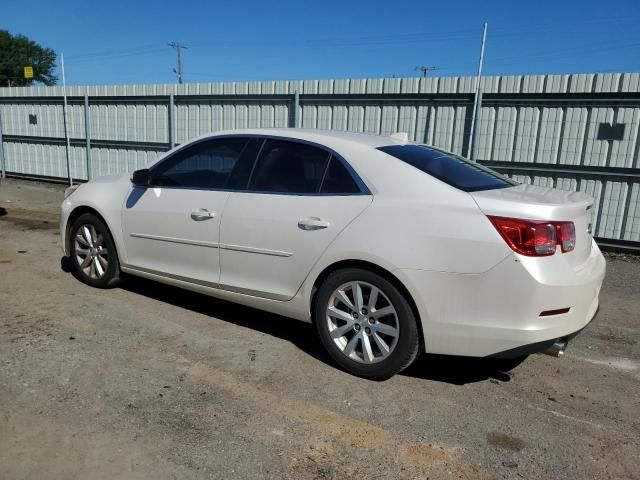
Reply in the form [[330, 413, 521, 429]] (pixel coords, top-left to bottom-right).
[[378, 145, 516, 192]]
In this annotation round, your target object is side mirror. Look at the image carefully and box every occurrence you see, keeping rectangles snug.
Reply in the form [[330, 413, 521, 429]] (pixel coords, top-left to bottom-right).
[[131, 169, 151, 187]]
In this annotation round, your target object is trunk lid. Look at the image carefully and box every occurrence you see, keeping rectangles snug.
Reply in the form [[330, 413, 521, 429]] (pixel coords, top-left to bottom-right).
[[470, 184, 594, 266]]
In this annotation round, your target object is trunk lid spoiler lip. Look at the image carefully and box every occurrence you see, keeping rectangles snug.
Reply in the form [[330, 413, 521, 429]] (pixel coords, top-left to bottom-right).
[[469, 184, 593, 220]]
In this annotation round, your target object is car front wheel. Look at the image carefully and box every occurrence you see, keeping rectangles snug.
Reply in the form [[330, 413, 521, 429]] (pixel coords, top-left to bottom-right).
[[69, 213, 121, 288], [314, 268, 420, 379]]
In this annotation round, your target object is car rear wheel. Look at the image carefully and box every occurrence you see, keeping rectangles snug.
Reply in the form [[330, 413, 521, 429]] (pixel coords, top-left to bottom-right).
[[314, 268, 420, 379], [69, 213, 121, 288]]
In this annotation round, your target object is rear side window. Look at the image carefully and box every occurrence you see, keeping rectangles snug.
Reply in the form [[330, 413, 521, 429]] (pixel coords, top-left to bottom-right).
[[320, 157, 361, 194], [378, 145, 515, 192], [248, 139, 330, 194]]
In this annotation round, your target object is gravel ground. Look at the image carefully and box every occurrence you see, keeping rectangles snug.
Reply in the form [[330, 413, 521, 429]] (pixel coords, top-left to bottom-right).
[[1, 178, 639, 480]]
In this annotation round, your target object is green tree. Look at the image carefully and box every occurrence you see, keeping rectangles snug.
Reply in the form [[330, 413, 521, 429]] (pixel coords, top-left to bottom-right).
[[0, 30, 57, 87]]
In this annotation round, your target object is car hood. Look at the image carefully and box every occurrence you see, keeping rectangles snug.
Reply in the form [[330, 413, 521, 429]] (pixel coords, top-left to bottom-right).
[[87, 173, 130, 185]]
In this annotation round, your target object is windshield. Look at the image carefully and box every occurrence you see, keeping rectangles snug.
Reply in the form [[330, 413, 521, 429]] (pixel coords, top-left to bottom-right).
[[378, 144, 517, 192]]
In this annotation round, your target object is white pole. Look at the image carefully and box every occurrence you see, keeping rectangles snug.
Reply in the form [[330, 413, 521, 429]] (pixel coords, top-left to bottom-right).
[[61, 52, 73, 186], [467, 22, 488, 160]]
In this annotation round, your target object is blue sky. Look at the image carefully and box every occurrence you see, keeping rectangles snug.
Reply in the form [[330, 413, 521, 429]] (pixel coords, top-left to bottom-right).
[[2, 0, 639, 85]]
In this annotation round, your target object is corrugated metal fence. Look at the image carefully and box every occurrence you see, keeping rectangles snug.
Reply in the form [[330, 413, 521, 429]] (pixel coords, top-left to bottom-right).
[[0, 73, 639, 246]]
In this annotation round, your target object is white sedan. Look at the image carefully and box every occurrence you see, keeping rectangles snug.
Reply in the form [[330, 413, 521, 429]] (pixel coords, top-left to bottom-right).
[[61, 129, 605, 379]]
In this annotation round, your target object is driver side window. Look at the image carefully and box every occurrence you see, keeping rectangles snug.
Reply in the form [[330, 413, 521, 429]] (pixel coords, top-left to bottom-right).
[[152, 138, 249, 189]]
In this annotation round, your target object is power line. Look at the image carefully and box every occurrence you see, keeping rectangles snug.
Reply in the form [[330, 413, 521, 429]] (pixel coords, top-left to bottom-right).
[[414, 38, 640, 73], [66, 44, 163, 61], [35, 15, 640, 65], [34, 15, 640, 60], [487, 41, 640, 67], [489, 14, 640, 36], [69, 47, 168, 64], [39, 29, 479, 67], [4, 17, 635, 85]]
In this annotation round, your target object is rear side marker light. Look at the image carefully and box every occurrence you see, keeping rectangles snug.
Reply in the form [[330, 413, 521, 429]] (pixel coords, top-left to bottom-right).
[[487, 216, 576, 257], [540, 307, 571, 317]]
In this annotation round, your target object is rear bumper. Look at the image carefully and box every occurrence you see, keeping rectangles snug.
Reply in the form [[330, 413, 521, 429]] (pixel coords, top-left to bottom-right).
[[397, 240, 606, 357], [488, 305, 599, 359]]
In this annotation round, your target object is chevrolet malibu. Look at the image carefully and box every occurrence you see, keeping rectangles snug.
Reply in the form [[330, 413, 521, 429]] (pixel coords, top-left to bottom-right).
[[61, 129, 605, 379]]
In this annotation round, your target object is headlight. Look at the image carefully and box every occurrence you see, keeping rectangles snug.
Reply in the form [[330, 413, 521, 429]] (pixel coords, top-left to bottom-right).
[[64, 184, 80, 199]]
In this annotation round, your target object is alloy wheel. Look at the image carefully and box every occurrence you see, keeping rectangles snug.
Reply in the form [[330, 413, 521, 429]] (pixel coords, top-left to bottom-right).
[[74, 224, 109, 279], [326, 281, 400, 364]]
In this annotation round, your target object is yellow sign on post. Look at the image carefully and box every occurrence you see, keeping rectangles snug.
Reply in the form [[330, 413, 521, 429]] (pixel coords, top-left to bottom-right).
[[24, 66, 34, 79]]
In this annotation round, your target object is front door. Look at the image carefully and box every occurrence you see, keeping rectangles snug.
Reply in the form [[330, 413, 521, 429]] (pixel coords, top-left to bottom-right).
[[121, 136, 253, 285]]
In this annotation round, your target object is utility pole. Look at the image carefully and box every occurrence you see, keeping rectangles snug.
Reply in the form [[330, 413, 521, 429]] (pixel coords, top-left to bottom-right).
[[168, 41, 187, 84], [466, 22, 488, 160], [414, 66, 438, 78]]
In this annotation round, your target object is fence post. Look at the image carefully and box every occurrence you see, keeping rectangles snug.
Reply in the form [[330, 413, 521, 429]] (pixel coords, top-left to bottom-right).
[[0, 108, 5, 179], [291, 91, 299, 128], [84, 95, 91, 180], [168, 93, 175, 149]]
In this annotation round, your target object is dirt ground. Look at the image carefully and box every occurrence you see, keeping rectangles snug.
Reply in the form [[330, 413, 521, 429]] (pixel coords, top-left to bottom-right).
[[0, 178, 638, 480]]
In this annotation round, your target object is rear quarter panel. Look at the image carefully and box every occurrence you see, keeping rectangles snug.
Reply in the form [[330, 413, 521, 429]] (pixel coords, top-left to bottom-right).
[[295, 148, 514, 323], [307, 146, 512, 275]]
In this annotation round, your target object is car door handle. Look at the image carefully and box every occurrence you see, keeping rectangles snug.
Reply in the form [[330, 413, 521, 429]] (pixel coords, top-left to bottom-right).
[[298, 217, 330, 231], [190, 209, 215, 221]]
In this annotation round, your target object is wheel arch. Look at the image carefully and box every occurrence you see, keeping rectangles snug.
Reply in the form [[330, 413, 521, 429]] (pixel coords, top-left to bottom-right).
[[310, 259, 425, 351], [65, 205, 117, 258]]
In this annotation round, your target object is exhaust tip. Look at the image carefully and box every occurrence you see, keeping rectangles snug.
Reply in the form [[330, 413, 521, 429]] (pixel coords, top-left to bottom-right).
[[543, 341, 567, 357]]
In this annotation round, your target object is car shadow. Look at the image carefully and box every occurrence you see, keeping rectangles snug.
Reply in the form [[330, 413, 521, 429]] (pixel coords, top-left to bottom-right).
[[61, 257, 527, 384], [118, 273, 330, 366], [401, 354, 526, 385]]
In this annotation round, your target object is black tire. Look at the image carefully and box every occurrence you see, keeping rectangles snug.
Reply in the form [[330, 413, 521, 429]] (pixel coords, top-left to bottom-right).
[[314, 268, 420, 380], [69, 213, 121, 288]]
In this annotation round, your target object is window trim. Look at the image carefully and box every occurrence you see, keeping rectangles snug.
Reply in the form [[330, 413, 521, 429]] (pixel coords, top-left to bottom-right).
[[148, 134, 372, 196]]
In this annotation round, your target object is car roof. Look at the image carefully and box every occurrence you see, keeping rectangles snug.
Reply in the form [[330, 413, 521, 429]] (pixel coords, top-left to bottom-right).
[[205, 128, 406, 149]]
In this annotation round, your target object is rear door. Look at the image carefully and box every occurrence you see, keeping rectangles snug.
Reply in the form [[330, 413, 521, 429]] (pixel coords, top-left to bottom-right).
[[121, 137, 258, 285], [219, 138, 372, 300]]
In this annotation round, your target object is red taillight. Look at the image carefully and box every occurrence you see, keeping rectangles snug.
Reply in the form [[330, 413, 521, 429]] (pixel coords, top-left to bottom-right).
[[487, 216, 575, 257], [557, 222, 576, 253]]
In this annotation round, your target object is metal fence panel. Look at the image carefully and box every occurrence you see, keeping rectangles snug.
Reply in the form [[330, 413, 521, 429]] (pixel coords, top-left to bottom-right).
[[627, 183, 640, 241], [90, 147, 162, 178], [90, 102, 168, 144], [1, 73, 639, 246], [610, 107, 639, 168], [4, 141, 86, 179]]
